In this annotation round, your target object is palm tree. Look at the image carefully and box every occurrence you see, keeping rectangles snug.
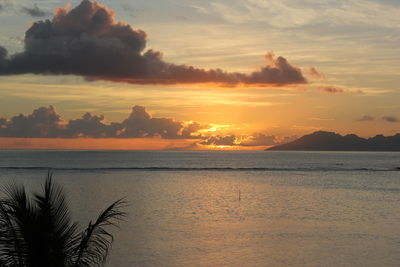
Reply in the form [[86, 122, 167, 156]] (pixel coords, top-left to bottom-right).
[[0, 173, 126, 267]]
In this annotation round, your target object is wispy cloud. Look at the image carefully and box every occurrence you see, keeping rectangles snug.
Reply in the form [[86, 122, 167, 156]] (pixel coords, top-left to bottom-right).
[[20, 3, 50, 17], [194, 0, 400, 29], [357, 115, 374, 121], [309, 67, 325, 79], [317, 86, 364, 95], [318, 86, 344, 94], [382, 115, 399, 123]]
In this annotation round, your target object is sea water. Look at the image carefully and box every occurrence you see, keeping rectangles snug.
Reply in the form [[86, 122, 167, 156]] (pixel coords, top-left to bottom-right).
[[0, 150, 399, 267]]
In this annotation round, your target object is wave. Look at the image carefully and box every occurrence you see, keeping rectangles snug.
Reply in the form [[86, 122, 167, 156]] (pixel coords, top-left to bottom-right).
[[0, 166, 399, 172]]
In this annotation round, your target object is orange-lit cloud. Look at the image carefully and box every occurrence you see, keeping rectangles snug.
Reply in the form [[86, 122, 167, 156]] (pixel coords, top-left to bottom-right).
[[199, 133, 296, 147], [0, 105, 298, 149], [0, 0, 307, 87]]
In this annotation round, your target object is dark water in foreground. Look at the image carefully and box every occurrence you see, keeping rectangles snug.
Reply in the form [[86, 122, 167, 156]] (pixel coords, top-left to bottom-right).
[[0, 150, 400, 267]]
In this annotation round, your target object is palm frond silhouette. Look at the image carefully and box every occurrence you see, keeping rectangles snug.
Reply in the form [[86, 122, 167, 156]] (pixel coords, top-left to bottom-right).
[[0, 173, 126, 267]]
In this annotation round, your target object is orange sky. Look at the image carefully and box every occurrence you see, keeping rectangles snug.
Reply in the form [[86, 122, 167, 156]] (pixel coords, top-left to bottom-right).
[[0, 138, 269, 150], [0, 0, 399, 149]]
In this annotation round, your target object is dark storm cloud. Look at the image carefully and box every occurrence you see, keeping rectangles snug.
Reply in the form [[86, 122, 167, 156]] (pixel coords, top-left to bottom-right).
[[382, 116, 399, 123], [181, 122, 205, 138], [121, 106, 186, 138], [0, 117, 7, 128], [0, 105, 207, 138], [357, 115, 374, 121], [0, 46, 7, 64], [66, 112, 122, 137], [21, 4, 50, 17], [0, 0, 307, 86], [0, 106, 62, 137]]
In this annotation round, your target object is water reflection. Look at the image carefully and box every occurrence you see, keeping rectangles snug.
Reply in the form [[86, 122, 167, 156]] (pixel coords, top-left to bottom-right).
[[1, 169, 399, 267]]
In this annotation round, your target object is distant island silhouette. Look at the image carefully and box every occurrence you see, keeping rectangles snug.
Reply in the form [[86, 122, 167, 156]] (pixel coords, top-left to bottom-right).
[[268, 131, 400, 151]]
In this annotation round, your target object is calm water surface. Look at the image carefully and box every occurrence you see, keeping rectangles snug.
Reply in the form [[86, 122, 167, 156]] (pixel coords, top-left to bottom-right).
[[0, 150, 399, 267]]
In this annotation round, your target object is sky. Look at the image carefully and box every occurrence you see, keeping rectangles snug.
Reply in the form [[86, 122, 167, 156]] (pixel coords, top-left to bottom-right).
[[0, 0, 399, 150]]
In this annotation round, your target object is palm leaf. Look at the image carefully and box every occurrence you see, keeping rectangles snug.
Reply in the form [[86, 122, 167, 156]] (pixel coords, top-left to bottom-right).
[[0, 183, 33, 267], [0, 173, 126, 267], [0, 201, 21, 266], [31, 173, 79, 267], [74, 199, 126, 267]]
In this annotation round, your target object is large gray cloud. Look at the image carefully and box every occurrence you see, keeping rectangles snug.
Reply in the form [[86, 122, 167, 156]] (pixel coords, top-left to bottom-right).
[[0, 105, 207, 139], [0, 106, 62, 137], [66, 112, 122, 138], [120, 106, 187, 138], [0, 0, 307, 86]]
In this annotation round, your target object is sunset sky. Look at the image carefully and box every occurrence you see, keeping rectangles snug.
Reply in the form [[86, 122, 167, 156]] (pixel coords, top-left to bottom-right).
[[0, 0, 399, 149]]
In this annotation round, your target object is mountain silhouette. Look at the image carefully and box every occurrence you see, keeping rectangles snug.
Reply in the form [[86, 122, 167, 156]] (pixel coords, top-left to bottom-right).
[[268, 131, 400, 151]]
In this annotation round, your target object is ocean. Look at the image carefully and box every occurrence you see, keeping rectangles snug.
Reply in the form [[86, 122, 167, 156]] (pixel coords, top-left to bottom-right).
[[0, 150, 400, 267]]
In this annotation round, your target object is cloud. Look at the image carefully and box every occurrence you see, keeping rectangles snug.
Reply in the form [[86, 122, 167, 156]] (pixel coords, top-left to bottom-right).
[[21, 4, 50, 17], [0, 106, 62, 137], [0, 0, 307, 87], [309, 67, 324, 79], [181, 121, 206, 138], [382, 116, 399, 122], [0, 46, 6, 63], [66, 112, 122, 137], [318, 86, 344, 94], [199, 133, 296, 147], [0, 117, 7, 128], [200, 135, 238, 146], [0, 105, 300, 150], [0, 0, 10, 11], [0, 105, 208, 139], [120, 106, 185, 138], [239, 133, 276, 146], [357, 115, 374, 121], [318, 86, 364, 95], [240, 133, 297, 146]]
